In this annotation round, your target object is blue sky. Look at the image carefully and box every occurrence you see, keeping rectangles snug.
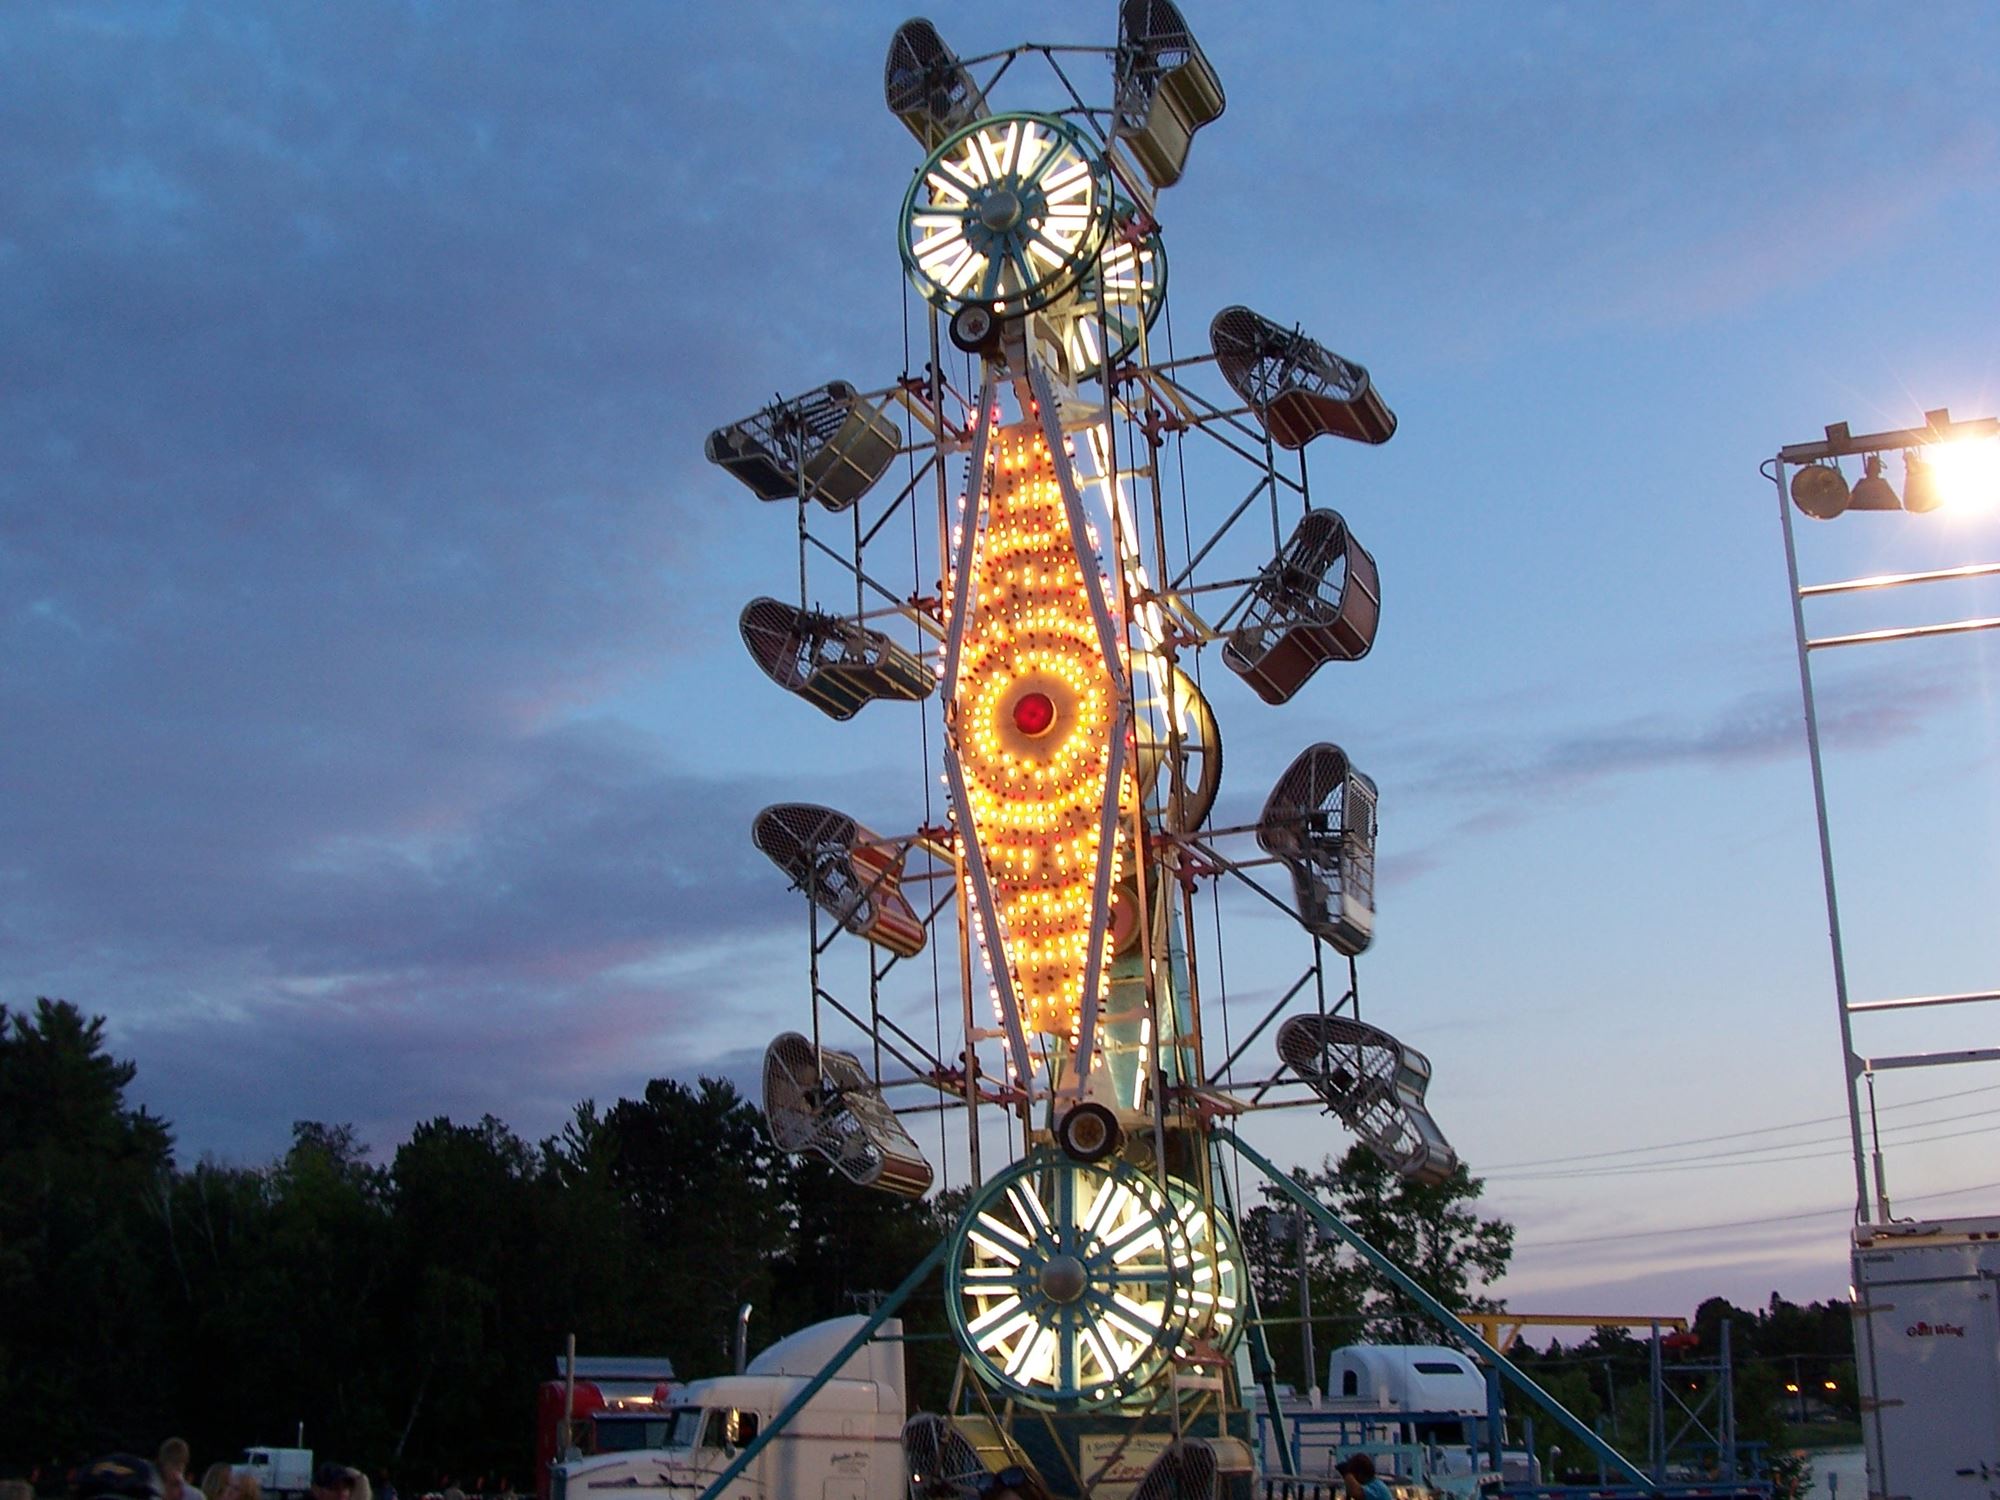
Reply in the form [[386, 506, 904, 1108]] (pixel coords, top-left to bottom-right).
[[5, 0, 1999, 1323]]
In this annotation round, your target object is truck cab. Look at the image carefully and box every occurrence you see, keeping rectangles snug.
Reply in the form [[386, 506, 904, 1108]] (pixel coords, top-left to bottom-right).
[[1261, 1345, 1539, 1494], [550, 1316, 904, 1500], [237, 1449, 313, 1500]]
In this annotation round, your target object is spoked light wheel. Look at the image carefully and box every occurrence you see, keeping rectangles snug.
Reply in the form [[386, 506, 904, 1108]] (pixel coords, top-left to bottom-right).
[[948, 1149, 1190, 1406], [1050, 211, 1166, 381], [902, 113, 1113, 315], [1133, 659, 1221, 834], [1165, 1183, 1247, 1361]]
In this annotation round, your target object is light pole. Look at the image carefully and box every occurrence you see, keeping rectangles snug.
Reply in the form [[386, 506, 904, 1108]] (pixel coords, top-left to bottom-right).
[[1296, 1203, 1316, 1396], [1764, 406, 2000, 1222]]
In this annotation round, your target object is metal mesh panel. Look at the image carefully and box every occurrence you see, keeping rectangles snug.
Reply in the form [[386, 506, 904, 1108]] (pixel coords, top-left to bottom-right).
[[1115, 0, 1197, 109], [1257, 742, 1378, 954], [1223, 510, 1380, 704], [1276, 1014, 1456, 1186], [761, 1031, 932, 1195], [1209, 306, 1394, 448], [901, 1414, 988, 1499], [884, 19, 986, 149], [1112, 0, 1225, 189], [1128, 1440, 1219, 1500], [752, 802, 876, 930], [738, 598, 935, 719], [1210, 307, 1367, 409], [705, 381, 898, 509]]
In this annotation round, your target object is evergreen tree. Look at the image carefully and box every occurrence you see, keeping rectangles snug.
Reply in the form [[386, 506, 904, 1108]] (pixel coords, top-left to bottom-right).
[[0, 999, 175, 1456]]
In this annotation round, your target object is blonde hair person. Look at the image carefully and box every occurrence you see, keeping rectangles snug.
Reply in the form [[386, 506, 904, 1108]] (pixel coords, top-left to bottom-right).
[[229, 1473, 263, 1500], [347, 1474, 371, 1500], [201, 1466, 232, 1500]]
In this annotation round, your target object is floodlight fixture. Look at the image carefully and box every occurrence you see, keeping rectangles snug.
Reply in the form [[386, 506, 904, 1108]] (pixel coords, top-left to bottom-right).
[[1849, 453, 1899, 511], [1779, 407, 2000, 520], [1789, 461, 1851, 520], [1900, 450, 1942, 514]]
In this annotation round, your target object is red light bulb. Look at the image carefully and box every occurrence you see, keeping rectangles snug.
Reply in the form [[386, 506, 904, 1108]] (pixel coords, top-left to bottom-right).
[[1012, 691, 1056, 737]]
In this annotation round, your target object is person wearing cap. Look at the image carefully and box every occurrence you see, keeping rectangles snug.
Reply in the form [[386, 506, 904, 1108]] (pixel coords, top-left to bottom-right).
[[76, 1456, 163, 1500], [1336, 1452, 1392, 1500]]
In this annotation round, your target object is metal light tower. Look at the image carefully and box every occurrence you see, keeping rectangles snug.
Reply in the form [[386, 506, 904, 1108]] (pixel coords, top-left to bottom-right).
[[1764, 408, 2000, 1223]]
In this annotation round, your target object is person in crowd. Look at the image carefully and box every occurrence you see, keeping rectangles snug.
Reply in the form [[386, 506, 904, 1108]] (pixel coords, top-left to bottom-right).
[[198, 1465, 230, 1500], [75, 1457, 161, 1500], [223, 1475, 259, 1500], [154, 1444, 193, 1500], [345, 1474, 369, 1500], [1336, 1453, 1392, 1500], [3, 1478, 35, 1500]]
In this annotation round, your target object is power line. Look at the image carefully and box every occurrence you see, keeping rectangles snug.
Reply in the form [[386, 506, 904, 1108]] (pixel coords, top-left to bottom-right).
[[1479, 1081, 2000, 1172], [1513, 1176, 2000, 1250], [1487, 1108, 2000, 1182]]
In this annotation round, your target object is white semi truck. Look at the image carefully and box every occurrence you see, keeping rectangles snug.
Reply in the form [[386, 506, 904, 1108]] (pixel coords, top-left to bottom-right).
[[1852, 1214, 2000, 1499], [549, 1316, 905, 1500], [236, 1449, 313, 1500]]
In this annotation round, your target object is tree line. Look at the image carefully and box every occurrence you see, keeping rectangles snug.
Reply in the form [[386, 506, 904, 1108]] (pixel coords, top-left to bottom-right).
[[0, 998, 955, 1487], [1, 998, 1850, 1490]]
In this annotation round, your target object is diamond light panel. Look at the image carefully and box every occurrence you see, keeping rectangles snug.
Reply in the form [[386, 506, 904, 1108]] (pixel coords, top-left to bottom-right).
[[946, 418, 1134, 1059]]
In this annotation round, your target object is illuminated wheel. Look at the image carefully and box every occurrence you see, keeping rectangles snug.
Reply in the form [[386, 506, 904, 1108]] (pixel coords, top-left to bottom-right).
[[948, 1149, 1189, 1405], [902, 113, 1114, 314], [1165, 1183, 1246, 1359], [1049, 211, 1166, 381], [1133, 660, 1221, 834]]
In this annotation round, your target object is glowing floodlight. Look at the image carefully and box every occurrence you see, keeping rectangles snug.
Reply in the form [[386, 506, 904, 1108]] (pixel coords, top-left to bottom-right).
[[1258, 743, 1377, 955], [901, 114, 1114, 315], [762, 1031, 934, 1197], [1901, 450, 1942, 514], [738, 597, 934, 720], [752, 803, 928, 958], [1210, 305, 1396, 449], [1922, 435, 2000, 512], [1223, 510, 1380, 705], [884, 18, 989, 150], [706, 381, 902, 510], [1112, 0, 1226, 190], [1277, 1014, 1458, 1186]]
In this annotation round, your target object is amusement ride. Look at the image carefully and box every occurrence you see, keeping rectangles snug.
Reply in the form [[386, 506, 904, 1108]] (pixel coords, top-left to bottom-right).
[[697, 6, 1651, 1496]]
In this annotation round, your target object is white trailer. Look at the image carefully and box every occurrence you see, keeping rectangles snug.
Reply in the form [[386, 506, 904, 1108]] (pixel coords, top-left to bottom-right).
[[549, 1316, 905, 1500], [1852, 1215, 2000, 1499]]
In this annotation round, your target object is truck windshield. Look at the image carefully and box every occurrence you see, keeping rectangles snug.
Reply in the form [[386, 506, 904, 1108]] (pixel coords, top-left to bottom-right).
[[592, 1418, 672, 1453], [664, 1407, 712, 1450]]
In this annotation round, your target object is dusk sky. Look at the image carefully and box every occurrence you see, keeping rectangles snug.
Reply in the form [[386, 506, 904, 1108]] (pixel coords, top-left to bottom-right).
[[7, 1, 2000, 1326]]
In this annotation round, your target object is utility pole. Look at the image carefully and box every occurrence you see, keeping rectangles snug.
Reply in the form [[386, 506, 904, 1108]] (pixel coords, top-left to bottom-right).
[[1296, 1204, 1316, 1395]]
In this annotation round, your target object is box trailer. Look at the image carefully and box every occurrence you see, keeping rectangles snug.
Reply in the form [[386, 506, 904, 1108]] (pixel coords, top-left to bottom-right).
[[1851, 1214, 2000, 1499]]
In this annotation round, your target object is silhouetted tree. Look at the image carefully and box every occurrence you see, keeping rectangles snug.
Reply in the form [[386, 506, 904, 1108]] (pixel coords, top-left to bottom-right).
[[0, 999, 174, 1456]]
